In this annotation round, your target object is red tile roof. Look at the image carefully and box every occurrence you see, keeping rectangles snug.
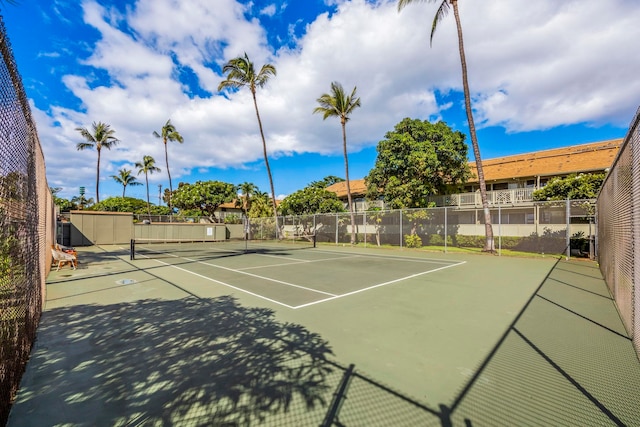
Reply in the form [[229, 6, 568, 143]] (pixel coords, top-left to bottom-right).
[[325, 180, 368, 198], [468, 139, 621, 183]]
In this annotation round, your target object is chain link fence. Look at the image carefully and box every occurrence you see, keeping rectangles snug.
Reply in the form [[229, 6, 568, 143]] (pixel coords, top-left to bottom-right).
[[597, 106, 640, 356], [0, 15, 55, 425], [247, 200, 595, 258]]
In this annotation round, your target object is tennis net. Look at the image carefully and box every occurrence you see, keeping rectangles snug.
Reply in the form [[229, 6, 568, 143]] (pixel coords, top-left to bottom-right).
[[130, 235, 316, 260]]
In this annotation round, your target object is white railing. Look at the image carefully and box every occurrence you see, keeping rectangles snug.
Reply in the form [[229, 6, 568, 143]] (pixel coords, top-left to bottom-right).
[[428, 188, 536, 207]]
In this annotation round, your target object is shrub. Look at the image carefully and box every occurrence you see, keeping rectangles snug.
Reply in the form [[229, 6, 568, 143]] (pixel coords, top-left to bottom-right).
[[404, 234, 422, 248]]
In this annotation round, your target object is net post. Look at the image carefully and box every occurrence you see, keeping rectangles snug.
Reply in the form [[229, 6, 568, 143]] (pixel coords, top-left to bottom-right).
[[312, 234, 317, 248], [130, 239, 135, 260]]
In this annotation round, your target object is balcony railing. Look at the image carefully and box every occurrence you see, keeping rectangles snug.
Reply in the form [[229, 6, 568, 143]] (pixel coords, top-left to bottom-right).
[[427, 188, 536, 207]]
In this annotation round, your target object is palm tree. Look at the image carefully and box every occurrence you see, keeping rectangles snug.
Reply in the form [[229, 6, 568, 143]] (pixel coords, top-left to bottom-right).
[[218, 53, 281, 239], [75, 121, 119, 203], [236, 182, 259, 218], [135, 156, 161, 218], [398, 0, 494, 252], [314, 82, 361, 245], [111, 168, 142, 198], [236, 182, 259, 239], [153, 119, 183, 213]]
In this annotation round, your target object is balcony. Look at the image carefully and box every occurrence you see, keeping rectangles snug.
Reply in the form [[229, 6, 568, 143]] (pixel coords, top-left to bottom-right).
[[427, 188, 536, 207]]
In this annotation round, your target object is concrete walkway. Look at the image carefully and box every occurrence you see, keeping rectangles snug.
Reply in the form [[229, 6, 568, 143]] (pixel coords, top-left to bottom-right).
[[7, 246, 640, 426]]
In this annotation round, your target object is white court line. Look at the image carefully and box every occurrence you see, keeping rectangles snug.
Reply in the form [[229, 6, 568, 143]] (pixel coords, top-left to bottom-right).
[[135, 247, 336, 297], [146, 257, 298, 309], [314, 248, 459, 265], [254, 253, 311, 262], [238, 255, 363, 271], [135, 248, 335, 297], [184, 257, 337, 297], [133, 246, 465, 310], [292, 261, 466, 310]]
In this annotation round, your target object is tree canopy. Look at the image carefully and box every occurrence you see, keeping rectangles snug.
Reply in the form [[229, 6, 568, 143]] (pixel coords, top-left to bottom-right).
[[171, 181, 237, 222], [309, 176, 345, 189], [88, 197, 171, 215], [366, 118, 470, 209], [532, 173, 605, 201], [279, 185, 345, 216]]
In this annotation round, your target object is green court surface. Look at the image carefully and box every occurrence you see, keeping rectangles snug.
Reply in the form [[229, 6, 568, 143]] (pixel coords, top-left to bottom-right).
[[8, 244, 640, 426]]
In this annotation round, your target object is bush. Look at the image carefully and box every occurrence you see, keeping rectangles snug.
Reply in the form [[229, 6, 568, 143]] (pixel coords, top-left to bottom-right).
[[454, 235, 485, 248], [427, 234, 454, 246], [224, 214, 242, 224], [404, 234, 422, 248]]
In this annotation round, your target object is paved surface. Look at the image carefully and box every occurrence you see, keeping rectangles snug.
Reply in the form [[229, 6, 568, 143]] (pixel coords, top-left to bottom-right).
[[7, 245, 640, 426]]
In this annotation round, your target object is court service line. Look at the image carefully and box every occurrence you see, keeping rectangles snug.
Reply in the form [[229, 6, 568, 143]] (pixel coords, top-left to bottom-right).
[[314, 248, 459, 265], [254, 253, 312, 262], [147, 258, 298, 309], [238, 255, 363, 271], [292, 261, 467, 310], [184, 257, 337, 297]]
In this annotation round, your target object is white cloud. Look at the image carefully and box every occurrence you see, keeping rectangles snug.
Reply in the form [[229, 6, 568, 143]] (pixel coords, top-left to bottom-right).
[[260, 4, 277, 17], [32, 0, 640, 199]]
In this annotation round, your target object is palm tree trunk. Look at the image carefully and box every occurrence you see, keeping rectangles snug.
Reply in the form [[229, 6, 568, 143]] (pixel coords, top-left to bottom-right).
[[145, 173, 151, 217], [452, 0, 494, 252], [342, 120, 356, 245], [164, 141, 172, 213], [252, 91, 280, 239], [96, 148, 101, 203]]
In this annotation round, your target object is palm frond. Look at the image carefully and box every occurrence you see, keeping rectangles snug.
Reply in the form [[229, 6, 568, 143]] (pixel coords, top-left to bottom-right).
[[430, 1, 450, 46]]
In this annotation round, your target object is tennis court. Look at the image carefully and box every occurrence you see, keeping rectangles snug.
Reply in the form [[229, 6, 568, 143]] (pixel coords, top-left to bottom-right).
[[8, 244, 640, 426], [130, 239, 466, 309]]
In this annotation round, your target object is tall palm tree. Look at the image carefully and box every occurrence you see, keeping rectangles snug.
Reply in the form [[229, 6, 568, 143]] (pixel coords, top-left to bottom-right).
[[218, 53, 281, 239], [153, 119, 183, 212], [314, 82, 361, 245], [398, 0, 495, 252], [135, 155, 161, 218], [76, 121, 119, 203], [111, 168, 142, 198]]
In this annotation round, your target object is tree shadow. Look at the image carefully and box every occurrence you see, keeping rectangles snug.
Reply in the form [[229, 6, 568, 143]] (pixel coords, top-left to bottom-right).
[[10, 296, 336, 426]]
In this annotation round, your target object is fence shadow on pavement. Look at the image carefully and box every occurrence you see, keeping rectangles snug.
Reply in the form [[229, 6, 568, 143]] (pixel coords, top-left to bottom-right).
[[321, 258, 640, 426]]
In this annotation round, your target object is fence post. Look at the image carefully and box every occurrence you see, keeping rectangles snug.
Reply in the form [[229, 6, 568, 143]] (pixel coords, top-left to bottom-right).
[[444, 207, 448, 254], [566, 198, 571, 259], [399, 209, 403, 249], [335, 213, 339, 245], [363, 211, 367, 248], [498, 204, 502, 256]]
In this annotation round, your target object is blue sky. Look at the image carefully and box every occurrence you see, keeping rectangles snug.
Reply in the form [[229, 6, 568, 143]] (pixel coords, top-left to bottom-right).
[[1, 0, 638, 202]]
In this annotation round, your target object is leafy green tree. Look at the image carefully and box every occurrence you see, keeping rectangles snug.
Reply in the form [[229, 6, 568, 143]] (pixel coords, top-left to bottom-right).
[[279, 186, 345, 216], [171, 180, 237, 222], [248, 191, 275, 218], [532, 173, 605, 201], [398, 0, 494, 252], [75, 121, 119, 203], [111, 168, 142, 198], [309, 176, 345, 189], [153, 119, 183, 212], [218, 53, 280, 237], [366, 118, 470, 209], [91, 196, 150, 213], [135, 156, 161, 217], [50, 187, 74, 211], [314, 82, 361, 245]]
